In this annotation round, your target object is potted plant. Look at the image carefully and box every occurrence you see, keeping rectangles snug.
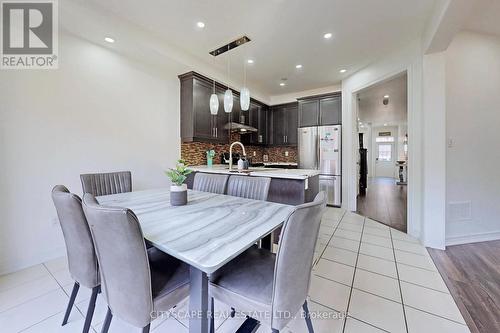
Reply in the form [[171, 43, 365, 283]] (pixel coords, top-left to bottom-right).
[[165, 159, 192, 206]]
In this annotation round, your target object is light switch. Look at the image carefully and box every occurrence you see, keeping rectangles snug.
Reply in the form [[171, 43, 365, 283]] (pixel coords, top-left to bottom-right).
[[285, 151, 289, 157], [448, 138, 454, 148]]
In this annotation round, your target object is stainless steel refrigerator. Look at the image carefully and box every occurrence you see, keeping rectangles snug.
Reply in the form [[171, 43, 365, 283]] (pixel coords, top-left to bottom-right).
[[298, 125, 341, 206]]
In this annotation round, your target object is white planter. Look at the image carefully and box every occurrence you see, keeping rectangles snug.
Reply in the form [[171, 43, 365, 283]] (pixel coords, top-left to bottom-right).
[[170, 184, 187, 206]]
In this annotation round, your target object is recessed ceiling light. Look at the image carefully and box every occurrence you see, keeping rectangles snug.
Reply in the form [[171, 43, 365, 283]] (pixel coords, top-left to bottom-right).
[[384, 95, 390, 98], [280, 82, 286, 86], [323, 32, 332, 39], [384, 123, 388, 126], [247, 59, 254, 64], [104, 37, 115, 43], [340, 69, 347, 73], [196, 21, 205, 28], [295, 64, 303, 69]]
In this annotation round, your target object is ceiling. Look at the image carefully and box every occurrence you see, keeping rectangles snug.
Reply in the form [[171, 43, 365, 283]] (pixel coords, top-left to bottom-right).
[[358, 73, 407, 127], [465, 0, 500, 37], [63, 0, 436, 97]]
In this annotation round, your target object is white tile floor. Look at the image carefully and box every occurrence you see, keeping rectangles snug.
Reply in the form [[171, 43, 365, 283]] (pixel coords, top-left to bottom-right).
[[0, 208, 470, 333]]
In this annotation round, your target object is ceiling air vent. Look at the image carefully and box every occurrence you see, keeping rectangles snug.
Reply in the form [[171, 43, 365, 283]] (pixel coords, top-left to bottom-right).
[[448, 201, 472, 222], [209, 36, 251, 56]]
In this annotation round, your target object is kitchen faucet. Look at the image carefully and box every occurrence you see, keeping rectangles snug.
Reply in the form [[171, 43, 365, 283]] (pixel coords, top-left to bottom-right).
[[229, 141, 246, 171]]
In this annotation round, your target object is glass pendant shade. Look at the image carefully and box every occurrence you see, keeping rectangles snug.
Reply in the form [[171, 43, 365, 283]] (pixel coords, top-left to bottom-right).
[[209, 93, 219, 115], [224, 89, 233, 113], [240, 87, 250, 111]]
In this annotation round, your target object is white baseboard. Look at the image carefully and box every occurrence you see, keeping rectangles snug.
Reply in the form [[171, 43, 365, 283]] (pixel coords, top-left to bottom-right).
[[446, 231, 500, 246], [0, 246, 66, 276]]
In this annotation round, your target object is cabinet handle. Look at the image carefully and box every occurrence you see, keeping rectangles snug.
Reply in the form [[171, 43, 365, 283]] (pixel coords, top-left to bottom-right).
[[216, 127, 218, 137]]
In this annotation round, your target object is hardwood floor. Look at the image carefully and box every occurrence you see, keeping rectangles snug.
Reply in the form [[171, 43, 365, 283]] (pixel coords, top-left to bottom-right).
[[429, 240, 500, 333], [356, 177, 407, 232]]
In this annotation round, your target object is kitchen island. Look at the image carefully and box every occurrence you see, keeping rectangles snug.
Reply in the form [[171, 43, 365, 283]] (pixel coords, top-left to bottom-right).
[[186, 165, 320, 206]]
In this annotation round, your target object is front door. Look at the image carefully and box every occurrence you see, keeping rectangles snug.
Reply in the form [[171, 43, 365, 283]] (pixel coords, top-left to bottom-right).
[[375, 143, 394, 178]]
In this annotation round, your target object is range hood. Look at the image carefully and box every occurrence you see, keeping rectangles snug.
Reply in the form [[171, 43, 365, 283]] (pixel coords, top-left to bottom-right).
[[224, 114, 257, 134], [224, 122, 257, 134]]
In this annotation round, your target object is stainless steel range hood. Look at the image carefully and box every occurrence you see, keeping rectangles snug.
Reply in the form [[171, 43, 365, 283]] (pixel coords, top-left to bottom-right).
[[224, 122, 258, 134]]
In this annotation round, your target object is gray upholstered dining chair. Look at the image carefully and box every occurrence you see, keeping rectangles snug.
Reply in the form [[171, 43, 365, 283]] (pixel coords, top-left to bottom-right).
[[81, 194, 190, 333], [193, 173, 229, 194], [226, 175, 271, 201], [51, 185, 100, 333], [209, 191, 327, 333], [80, 171, 132, 196]]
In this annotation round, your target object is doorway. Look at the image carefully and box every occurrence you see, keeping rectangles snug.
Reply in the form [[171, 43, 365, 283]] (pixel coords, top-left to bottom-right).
[[356, 72, 408, 232]]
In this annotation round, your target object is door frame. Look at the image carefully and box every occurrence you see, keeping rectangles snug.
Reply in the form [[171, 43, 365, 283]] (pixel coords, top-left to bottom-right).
[[345, 68, 417, 238]]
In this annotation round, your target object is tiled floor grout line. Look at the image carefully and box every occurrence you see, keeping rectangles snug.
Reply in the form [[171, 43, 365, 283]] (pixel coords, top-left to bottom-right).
[[403, 303, 470, 326], [315, 210, 347, 265], [42, 263, 99, 333], [0, 276, 61, 315], [389, 228, 409, 333], [341, 217, 366, 333], [347, 316, 391, 333]]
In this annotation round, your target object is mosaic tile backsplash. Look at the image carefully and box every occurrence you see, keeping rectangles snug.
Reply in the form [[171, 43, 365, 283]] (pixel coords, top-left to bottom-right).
[[181, 135, 298, 166]]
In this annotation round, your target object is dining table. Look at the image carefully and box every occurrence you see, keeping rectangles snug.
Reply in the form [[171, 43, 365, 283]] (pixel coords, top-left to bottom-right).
[[96, 188, 295, 333]]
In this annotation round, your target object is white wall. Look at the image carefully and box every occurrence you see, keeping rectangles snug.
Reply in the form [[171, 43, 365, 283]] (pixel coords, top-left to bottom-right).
[[422, 52, 447, 249], [269, 84, 341, 105], [445, 31, 500, 244], [0, 32, 182, 274]]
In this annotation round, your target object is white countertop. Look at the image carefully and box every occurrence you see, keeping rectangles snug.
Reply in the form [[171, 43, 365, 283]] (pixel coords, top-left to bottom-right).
[[189, 165, 320, 180]]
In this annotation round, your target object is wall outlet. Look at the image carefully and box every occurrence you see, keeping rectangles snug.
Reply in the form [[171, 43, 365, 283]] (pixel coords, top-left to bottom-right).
[[285, 151, 289, 157]]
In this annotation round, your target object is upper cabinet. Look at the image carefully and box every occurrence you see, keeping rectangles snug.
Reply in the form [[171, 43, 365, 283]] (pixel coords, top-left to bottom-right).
[[180, 72, 228, 143], [241, 101, 268, 145], [298, 92, 342, 127], [270, 102, 298, 146]]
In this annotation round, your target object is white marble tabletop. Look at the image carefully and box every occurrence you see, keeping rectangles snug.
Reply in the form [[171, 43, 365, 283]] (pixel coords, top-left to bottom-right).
[[96, 188, 294, 274]]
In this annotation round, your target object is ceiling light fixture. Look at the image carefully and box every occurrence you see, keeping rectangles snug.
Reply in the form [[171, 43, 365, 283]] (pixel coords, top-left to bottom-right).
[[196, 21, 205, 28], [209, 56, 219, 115], [296, 64, 303, 69], [384, 123, 388, 126], [280, 82, 286, 87], [323, 32, 332, 39], [104, 37, 115, 43], [240, 59, 250, 111], [340, 69, 347, 73], [384, 95, 390, 98], [247, 59, 254, 64], [224, 45, 233, 113]]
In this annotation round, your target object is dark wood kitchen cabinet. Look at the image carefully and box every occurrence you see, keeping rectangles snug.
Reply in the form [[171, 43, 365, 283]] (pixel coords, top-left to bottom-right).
[[241, 101, 268, 145], [270, 102, 298, 146], [298, 92, 342, 127], [179, 72, 229, 143], [180, 71, 272, 144]]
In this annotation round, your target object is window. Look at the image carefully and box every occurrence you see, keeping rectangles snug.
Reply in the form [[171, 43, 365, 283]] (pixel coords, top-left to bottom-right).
[[378, 144, 392, 161], [375, 136, 395, 143]]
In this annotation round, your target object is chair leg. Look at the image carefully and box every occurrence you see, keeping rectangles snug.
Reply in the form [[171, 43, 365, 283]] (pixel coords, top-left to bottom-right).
[[100, 307, 113, 333], [230, 307, 235, 318], [62, 282, 79, 326], [142, 324, 151, 333], [303, 300, 314, 333], [210, 297, 215, 333], [82, 286, 100, 333]]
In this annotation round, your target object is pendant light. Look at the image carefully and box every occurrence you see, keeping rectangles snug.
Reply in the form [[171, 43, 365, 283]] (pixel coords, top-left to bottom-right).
[[209, 55, 219, 115], [224, 46, 233, 113], [240, 59, 250, 111]]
